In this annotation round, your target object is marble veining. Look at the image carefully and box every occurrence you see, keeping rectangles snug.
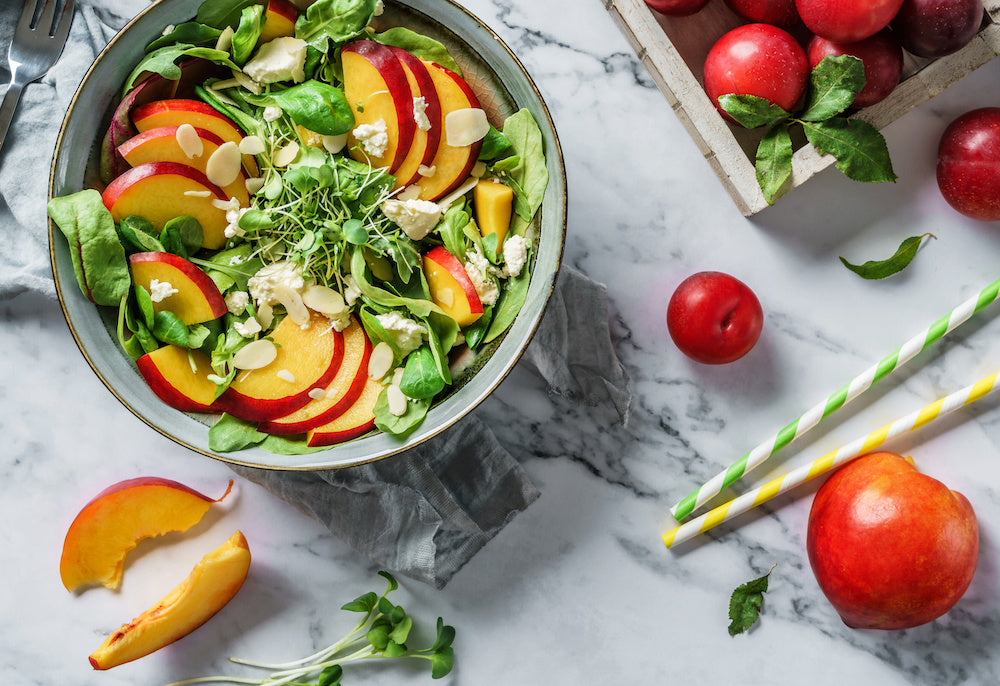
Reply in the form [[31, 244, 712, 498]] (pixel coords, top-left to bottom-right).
[[3, 0, 1000, 684]]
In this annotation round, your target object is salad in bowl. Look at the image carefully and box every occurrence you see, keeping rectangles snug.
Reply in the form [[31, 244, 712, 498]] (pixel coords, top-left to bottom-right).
[[48, 0, 564, 467]]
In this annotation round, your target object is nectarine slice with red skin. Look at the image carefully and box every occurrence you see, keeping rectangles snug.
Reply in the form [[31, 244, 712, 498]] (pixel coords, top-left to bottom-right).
[[60, 477, 234, 593], [129, 251, 228, 325], [306, 375, 382, 446], [137, 345, 222, 412], [258, 319, 373, 435], [102, 161, 232, 250], [131, 98, 259, 176], [259, 0, 298, 44], [118, 126, 250, 205], [223, 313, 345, 422], [387, 47, 443, 188], [89, 530, 251, 670], [423, 245, 484, 327], [413, 60, 483, 201], [342, 40, 417, 172]]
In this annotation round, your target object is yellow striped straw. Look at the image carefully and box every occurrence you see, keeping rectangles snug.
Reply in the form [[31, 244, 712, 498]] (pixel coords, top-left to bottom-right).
[[663, 371, 1000, 549]]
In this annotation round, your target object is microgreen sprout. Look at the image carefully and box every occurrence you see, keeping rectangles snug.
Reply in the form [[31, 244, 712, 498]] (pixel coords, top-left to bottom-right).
[[166, 571, 455, 686]]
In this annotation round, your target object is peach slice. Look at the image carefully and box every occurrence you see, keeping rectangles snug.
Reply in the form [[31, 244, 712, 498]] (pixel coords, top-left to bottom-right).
[[129, 251, 228, 325], [132, 99, 258, 177], [387, 47, 443, 188], [306, 375, 382, 446], [474, 179, 514, 252], [259, 0, 298, 44], [118, 126, 250, 205], [136, 345, 222, 413], [60, 478, 234, 592], [102, 162, 232, 250], [423, 245, 484, 326], [413, 60, 483, 201], [89, 531, 251, 670], [223, 312, 345, 422], [342, 40, 417, 172], [258, 318, 372, 435]]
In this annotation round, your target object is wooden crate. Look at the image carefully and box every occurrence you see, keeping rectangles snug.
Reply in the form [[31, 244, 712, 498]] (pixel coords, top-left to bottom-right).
[[606, 0, 1000, 215]]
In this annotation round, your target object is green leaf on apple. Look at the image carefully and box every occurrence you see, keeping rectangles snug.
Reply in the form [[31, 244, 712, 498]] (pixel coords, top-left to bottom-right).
[[718, 94, 790, 130], [756, 123, 793, 205], [800, 55, 865, 122], [840, 233, 935, 279], [728, 564, 776, 636], [801, 117, 897, 184]]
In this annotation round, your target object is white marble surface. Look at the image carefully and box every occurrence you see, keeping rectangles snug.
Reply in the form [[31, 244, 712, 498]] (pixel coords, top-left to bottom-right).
[[4, 0, 1000, 684]]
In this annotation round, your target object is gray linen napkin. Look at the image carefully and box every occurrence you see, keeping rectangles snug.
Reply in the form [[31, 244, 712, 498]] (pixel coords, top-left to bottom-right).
[[0, 2, 632, 588]]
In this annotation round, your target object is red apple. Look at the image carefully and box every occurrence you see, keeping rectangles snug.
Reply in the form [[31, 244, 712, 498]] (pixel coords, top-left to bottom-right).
[[724, 0, 800, 26], [807, 30, 904, 108], [936, 107, 1000, 221], [891, 0, 984, 58], [807, 451, 979, 630], [644, 0, 712, 17], [666, 271, 763, 364], [795, 0, 905, 42], [702, 24, 810, 123]]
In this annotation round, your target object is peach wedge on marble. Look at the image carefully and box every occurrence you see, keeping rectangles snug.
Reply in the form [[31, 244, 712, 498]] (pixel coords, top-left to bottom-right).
[[89, 531, 251, 670], [60, 477, 234, 592]]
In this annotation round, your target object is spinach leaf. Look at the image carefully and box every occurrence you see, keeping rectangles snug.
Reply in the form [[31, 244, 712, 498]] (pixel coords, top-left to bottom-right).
[[500, 109, 548, 226], [351, 246, 439, 318], [161, 216, 204, 258], [359, 307, 403, 364], [295, 0, 378, 52], [484, 261, 530, 344], [462, 305, 493, 350], [424, 311, 457, 381], [478, 126, 514, 161], [123, 44, 239, 94], [438, 199, 472, 262], [370, 27, 462, 75], [196, 0, 258, 30], [399, 346, 446, 399], [117, 215, 165, 253], [194, 83, 262, 138], [247, 80, 356, 135], [373, 389, 430, 437], [133, 284, 155, 330], [146, 22, 222, 52], [232, 3, 265, 65], [260, 435, 328, 454], [209, 413, 268, 452], [47, 190, 131, 306], [153, 311, 190, 347]]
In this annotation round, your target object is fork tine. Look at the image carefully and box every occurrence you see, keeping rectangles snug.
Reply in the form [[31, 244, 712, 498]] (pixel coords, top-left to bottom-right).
[[16, 0, 41, 33], [36, 0, 58, 36], [51, 0, 75, 43]]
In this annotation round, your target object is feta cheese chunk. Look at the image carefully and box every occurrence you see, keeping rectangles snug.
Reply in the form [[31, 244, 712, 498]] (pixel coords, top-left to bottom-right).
[[381, 198, 442, 240], [413, 96, 431, 131], [148, 279, 178, 303], [375, 311, 426, 356], [464, 249, 499, 307], [352, 119, 388, 159], [244, 37, 307, 85], [225, 290, 249, 315], [503, 234, 528, 278]]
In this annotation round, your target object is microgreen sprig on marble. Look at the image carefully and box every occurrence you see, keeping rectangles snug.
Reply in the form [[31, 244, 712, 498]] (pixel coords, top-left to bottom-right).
[[167, 571, 456, 686]]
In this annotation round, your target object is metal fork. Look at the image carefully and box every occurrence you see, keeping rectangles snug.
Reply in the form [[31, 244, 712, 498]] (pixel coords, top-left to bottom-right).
[[0, 0, 75, 153]]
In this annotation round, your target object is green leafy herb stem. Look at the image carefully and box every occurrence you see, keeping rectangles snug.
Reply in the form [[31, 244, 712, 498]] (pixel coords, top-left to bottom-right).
[[167, 571, 455, 685], [840, 233, 936, 279], [728, 564, 776, 636]]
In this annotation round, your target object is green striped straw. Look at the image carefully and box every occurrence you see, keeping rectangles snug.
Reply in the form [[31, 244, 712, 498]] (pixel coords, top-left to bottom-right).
[[670, 276, 1000, 522]]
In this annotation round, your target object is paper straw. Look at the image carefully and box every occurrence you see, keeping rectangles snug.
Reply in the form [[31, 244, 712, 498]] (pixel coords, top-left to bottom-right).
[[663, 371, 1000, 549], [671, 277, 1000, 521]]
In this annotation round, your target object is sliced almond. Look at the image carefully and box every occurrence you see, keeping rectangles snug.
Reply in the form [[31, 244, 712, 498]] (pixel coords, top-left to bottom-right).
[[322, 133, 348, 154], [445, 108, 489, 147], [232, 69, 262, 95], [301, 285, 346, 316], [206, 141, 242, 187], [215, 26, 234, 52], [257, 302, 274, 330], [272, 140, 300, 168], [471, 161, 487, 178], [436, 287, 454, 308], [417, 164, 437, 178], [368, 342, 394, 380], [232, 339, 278, 370], [175, 124, 204, 159], [245, 177, 265, 195], [276, 369, 296, 383], [387, 384, 408, 416], [184, 189, 212, 198], [273, 283, 310, 328], [437, 175, 478, 209], [239, 135, 266, 155], [308, 387, 328, 400], [397, 185, 421, 201]]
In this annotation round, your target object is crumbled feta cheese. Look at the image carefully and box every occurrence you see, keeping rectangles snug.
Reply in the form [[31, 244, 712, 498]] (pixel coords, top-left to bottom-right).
[[263, 105, 283, 122], [464, 249, 499, 307], [148, 279, 178, 303], [225, 290, 249, 314], [381, 198, 442, 240], [248, 261, 306, 308], [374, 0, 384, 15], [244, 37, 307, 85], [503, 234, 528, 277], [375, 311, 426, 356], [224, 201, 249, 238], [234, 317, 262, 337], [413, 96, 431, 131], [343, 275, 362, 307], [352, 119, 388, 159]]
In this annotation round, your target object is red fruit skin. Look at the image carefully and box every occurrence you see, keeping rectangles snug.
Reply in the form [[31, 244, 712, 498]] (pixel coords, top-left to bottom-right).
[[807, 452, 979, 630], [666, 271, 764, 364], [703, 24, 810, 124], [645, 0, 712, 16], [795, 0, 904, 42], [725, 0, 801, 26], [936, 107, 1000, 221], [891, 0, 984, 57], [807, 30, 904, 108]]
